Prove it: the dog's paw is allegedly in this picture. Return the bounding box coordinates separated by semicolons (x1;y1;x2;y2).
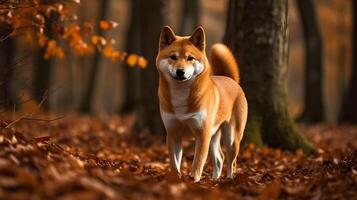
189;171;201;183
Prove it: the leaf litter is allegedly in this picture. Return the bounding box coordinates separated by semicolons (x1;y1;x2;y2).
0;114;356;200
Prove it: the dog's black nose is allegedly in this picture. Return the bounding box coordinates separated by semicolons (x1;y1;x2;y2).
176;69;185;77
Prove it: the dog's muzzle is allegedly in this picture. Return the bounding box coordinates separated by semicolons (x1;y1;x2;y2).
169;67;194;81
174;68;187;80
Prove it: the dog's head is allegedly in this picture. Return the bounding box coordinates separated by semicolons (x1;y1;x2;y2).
156;26;207;82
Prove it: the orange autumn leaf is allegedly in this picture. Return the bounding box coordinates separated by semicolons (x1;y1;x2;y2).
126;54;139;67
111;51;126;62
44;40;64;59
37;32;48;47
99;20;118;31
242;149;252;159
99;20;110;30
91;35;106;46
83;21;94;32
274;149;282;159
91;35;100;45
137;56;148;69
102;45;114;57
11;17;21;29
261;146;270;156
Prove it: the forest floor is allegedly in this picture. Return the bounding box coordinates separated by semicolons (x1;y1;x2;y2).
0;113;356;200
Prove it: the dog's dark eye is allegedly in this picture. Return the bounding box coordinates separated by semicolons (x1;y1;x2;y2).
187;56;194;61
170;55;177;60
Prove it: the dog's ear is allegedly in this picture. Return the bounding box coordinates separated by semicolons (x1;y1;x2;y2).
189;26;205;51
159;26;176;49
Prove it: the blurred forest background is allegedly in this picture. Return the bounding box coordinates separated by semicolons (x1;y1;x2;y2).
0;0;354;123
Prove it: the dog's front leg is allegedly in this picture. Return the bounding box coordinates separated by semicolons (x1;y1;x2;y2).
167;131;183;177
190;129;211;182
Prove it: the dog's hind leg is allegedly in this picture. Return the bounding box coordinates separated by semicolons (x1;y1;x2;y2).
223;97;247;178
209;129;224;180
222;121;237;178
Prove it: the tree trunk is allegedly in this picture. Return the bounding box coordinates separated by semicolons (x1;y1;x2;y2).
296;0;325;123
224;0;314;153
120;0;142;113
339;0;357;123
33;12;62;110
33;33;53;110
135;0;166;134
178;0;200;35
336;1;347;118
0;38;15;108
80;0;109;113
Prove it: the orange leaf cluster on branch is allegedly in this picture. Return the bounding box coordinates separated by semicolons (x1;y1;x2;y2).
0;0;147;69
44;39;64;59
62;23;94;55
127;54;148;69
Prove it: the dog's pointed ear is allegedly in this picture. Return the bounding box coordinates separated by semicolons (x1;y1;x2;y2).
159;26;176;49
189;26;205;51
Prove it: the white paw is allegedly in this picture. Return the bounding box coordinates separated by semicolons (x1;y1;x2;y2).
189;172;201;182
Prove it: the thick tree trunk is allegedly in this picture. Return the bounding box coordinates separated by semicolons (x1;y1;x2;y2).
120;0;142;113
178;0;200;35
224;0;314;153
135;0;165;134
80;0;109;113
0;38;15;108
339;0;357;123
296;0;325;123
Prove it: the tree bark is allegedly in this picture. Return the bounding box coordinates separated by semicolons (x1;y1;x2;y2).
120;0;142;113
80;0;109;113
296;0;325;123
33;16;54;110
135;0;166;134
178;0;200;35
339;0;357;123
224;0;314;153
0;38;15;108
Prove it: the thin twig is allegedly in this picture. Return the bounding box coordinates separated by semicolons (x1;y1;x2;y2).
21;115;66;122
4;114;28;128
4;113;66;128
4;83;66;128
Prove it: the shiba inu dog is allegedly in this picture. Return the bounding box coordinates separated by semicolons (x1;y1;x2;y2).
156;26;247;182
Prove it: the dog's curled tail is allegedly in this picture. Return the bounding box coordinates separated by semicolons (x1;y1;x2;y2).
210;43;240;83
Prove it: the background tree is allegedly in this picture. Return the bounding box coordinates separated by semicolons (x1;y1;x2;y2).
296;0;325;123
0;38;15;108
178;0;200;35
135;0;165;134
120;0;142;113
80;0;110;113
224;0;314;152
33;14;55;109
339;0;357;123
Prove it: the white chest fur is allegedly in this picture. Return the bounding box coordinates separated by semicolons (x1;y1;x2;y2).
161;110;207;131
168;79;192;114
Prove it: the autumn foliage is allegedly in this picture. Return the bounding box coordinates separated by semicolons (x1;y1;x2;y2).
0;0;147;68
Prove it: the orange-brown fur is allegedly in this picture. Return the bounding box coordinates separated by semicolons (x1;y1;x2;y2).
156;26;247;182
